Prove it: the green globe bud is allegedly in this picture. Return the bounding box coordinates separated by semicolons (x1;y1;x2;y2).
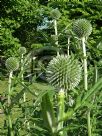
5;57;19;72
46;55;82;91
18;47;26;55
73;19;92;38
50;9;61;20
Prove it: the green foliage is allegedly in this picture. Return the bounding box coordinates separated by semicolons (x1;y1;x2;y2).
0;15;21;56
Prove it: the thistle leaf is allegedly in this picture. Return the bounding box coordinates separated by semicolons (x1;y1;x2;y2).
41;93;57;134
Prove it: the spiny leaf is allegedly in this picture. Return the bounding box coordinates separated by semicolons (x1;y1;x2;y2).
41;93;57;135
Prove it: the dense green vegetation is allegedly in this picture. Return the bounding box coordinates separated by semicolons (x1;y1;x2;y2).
0;0;102;136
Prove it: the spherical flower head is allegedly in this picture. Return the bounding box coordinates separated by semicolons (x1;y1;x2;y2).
18;47;26;55
50;9;61;20
73;19;92;38
5;57;19;72
46;55;82;91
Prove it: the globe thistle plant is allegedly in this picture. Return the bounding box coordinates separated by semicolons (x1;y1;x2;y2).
5;57;19;136
73;18;92;90
50;9;61;55
18;46;26;113
18;46;26;82
18;47;27;82
73;19;92;136
5;57;19;105
46;55;82;135
18;47;26;81
18;47;30;129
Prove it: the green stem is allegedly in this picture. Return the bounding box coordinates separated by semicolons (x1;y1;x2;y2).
82;37;91;136
54;19;59;56
82;37;88;90
92;65;98;103
21;54;30;132
8;71;13;136
58;89;65;136
21;54;24;81
67;37;70;56
8;114;13;136
95;65;98;83
87;109;91;136
21;54;26;102
8;71;12;105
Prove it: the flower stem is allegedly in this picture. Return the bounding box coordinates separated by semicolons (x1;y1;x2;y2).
82;37;88;90
58;89;65;136
67;37;70;56
87;109;91;136
21;54;26;102
54;19;59;56
8;71;13;136
95;65;98;83
82;37;91;136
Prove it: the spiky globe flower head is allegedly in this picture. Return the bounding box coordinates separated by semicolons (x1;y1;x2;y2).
18;47;26;55
5;57;19;72
46;55;82;91
50;9;61;20
73;19;92;38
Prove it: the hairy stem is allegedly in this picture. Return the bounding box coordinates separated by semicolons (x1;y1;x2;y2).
87;109;91;136
82;37;91;136
95;65;98;83
21;54;30;132
67;37;70;56
8;71;13;136
82;37;88;90
58;89;65;136
54;19;59;55
8;71;12;105
21;54;26;102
